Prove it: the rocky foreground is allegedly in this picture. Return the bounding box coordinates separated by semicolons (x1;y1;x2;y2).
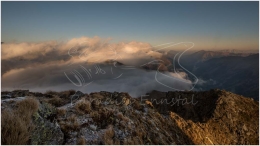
1;89;259;145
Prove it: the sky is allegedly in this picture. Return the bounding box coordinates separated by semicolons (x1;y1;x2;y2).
1;1;259;50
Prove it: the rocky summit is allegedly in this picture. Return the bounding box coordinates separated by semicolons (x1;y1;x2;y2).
1;89;259;145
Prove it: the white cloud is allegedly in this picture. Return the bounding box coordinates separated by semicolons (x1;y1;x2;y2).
1;36;195;96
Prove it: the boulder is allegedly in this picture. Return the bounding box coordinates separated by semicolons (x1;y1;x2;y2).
75;91;85;97
31;102;64;145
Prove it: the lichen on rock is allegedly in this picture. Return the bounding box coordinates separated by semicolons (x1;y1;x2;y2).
31;102;64;145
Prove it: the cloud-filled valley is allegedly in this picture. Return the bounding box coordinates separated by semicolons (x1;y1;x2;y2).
1;36;196;97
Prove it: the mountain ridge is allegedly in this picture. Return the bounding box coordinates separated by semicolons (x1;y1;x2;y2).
1;89;259;145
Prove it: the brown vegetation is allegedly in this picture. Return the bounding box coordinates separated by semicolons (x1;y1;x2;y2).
90;93;104;99
46;95;69;107
132;99;142;110
103;125;115;145
90;111;100;122
116;112;124;120
91;99;100;110
77;137;86;145
60;114;79;132
75;99;92;114
45;90;58;96
59;90;76;98
15;97;39;115
57;108;67;116
2;90;258;145
1;97;39;145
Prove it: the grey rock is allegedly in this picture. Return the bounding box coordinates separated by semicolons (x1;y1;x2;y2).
31;103;64;145
143;107;148;113
90;124;97;131
75;90;84;97
70;91;85;101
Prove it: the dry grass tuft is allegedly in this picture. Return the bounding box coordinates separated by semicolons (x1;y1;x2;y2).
59;90;76;98
75;99;92;114
15;97;39;123
133;128;144;140
1;97;39;145
60;114;79;132
1;110;31;144
132;137;140;144
117;112;124;120
114;139;120;145
91;99;100;110
47;96;69;107
103;125;115;145
15;97;39;113
122;116;129;122
77;136;86;145
91;93;104;99
132;100;142;110
90;111;100;122
57;108;67;116
123;137;134;145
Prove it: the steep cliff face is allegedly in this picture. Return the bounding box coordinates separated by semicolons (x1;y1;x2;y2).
1;89;259;145
146;89;259;144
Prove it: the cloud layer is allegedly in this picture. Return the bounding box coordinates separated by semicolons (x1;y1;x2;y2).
1;36;194;97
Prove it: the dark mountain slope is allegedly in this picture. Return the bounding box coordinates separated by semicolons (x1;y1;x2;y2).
193;54;259;100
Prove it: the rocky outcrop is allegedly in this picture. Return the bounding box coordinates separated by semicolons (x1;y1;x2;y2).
145;89;259;144
1;89;258;145
31;102;64;145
